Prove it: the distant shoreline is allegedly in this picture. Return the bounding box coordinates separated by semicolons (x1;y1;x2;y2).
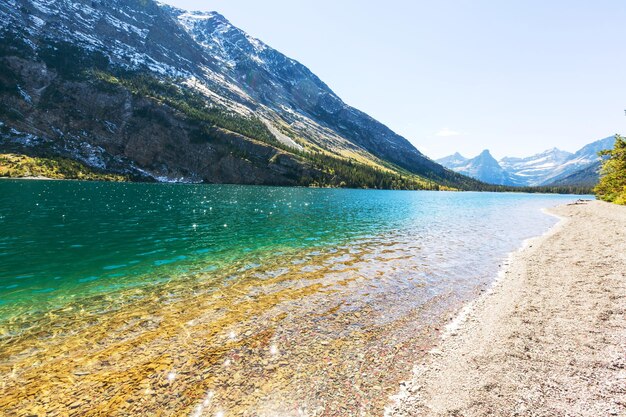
0;176;595;196
0;175;55;180
387;200;626;416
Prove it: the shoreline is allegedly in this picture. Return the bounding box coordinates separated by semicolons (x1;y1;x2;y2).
0;176;56;180
439;206;567;342
384;204;569;412
0;176;595;195
386;200;626;416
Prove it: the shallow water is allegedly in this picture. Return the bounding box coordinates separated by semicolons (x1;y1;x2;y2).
0;180;582;415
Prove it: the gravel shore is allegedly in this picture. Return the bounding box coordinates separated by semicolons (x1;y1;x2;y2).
387;200;626;417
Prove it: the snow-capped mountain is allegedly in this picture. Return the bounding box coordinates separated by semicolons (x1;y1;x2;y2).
437;136;616;186
0;0;476;188
436;152;468;170
499;148;573;186
161;5;444;175
543;136;616;185
546;162;602;188
439;150;513;185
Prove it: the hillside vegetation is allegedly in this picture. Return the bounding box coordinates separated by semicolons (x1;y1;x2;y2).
0;153;126;181
594;135;626;204
94;71;444;190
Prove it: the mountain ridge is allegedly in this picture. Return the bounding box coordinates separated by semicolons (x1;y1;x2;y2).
437;136;616;187
162;6;452;179
0;0;485;189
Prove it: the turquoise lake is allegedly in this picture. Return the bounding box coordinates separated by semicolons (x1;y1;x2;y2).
0;180;585;415
0;180;581;323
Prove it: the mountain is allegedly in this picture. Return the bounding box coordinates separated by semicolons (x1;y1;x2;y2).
437;150;514;185
0;0;481;190
437;136;616;187
435;152;468;170
499;148;573;186
542;136;615;185
545;161;601;188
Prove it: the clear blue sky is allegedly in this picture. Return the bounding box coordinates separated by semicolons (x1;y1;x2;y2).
162;0;625;160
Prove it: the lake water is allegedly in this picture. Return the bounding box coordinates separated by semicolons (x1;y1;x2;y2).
0;180;582;416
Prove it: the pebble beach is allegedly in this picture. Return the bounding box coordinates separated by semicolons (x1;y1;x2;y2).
387;200;626;416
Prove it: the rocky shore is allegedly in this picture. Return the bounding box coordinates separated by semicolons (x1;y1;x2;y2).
387;200;626;416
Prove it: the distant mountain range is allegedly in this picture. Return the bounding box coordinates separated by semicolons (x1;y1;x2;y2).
437;136;616;187
0;0;482;190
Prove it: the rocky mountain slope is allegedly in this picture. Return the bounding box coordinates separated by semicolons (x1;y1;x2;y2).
0;0;482;189
437;136;616;186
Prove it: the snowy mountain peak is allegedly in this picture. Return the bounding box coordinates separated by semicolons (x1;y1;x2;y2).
438;136;616;186
539;147;571;159
474;150;501;166
436;152;467;168
437;149;511;185
166;5;270;69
